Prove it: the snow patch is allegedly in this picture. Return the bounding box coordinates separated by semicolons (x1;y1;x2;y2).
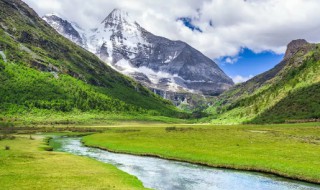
164;51;179;63
44;13;62;18
0;51;7;62
19;44;40;59
51;71;59;79
109;59;194;92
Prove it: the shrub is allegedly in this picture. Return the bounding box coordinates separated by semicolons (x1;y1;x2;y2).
0;135;15;140
29;135;35;140
165;126;177;132
43;146;53;151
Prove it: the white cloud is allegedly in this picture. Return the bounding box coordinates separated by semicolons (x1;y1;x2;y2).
232;75;254;84
225;57;239;64
23;0;320;59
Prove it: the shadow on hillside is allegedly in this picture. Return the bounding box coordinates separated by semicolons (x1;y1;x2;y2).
249;83;320;123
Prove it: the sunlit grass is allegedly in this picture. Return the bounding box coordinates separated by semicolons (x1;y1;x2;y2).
83;122;320;184
0;135;147;190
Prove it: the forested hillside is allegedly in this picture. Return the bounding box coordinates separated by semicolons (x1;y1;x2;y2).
0;0;182;124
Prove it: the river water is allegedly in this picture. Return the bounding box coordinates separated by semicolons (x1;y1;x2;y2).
52;137;320;190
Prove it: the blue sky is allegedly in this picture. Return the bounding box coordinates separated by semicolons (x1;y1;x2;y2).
177;17;202;32
217;48;284;83
179;18;285;83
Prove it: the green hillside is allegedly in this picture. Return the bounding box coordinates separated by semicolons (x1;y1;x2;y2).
208;40;320;124
0;0;182;124
250;83;320;123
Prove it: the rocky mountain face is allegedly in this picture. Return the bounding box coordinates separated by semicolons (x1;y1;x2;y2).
42;14;87;48
208;39;320;123
284;39;309;60
43;9;233;101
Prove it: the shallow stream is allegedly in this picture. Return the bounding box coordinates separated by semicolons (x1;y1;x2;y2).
52;137;320;190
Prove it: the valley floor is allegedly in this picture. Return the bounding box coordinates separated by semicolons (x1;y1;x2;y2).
1;122;320;189
0;135;147;190
82;122;320;184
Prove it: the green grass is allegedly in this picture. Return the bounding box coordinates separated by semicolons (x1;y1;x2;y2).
82;123;320;184
0;110;188;127
0;135;148;190
251;83;320;123
207;43;320;124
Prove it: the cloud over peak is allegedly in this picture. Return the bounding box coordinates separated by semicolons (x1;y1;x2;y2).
24;0;320;59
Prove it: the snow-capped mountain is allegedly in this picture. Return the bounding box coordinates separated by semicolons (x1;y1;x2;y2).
43;9;234;96
43;14;87;48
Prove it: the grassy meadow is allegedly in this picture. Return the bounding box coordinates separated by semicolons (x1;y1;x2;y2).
1;121;320;189
82;122;320;184
0;134;147;190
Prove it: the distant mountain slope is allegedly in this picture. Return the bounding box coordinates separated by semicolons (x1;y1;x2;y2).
250;83;320;123
208;39;320;123
43;9;233;96
42;14;87;48
0;0;180;118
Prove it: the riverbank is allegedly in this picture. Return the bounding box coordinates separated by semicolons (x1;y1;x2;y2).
82;123;320;184
57;137;319;190
0;135;147;190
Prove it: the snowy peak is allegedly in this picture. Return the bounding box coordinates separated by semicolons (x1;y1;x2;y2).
90;8;149;63
42;13;64;25
42;14;87;47
103;9;129;22
101;8;136;28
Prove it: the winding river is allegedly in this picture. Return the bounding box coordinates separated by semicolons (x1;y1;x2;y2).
52;137;320;190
